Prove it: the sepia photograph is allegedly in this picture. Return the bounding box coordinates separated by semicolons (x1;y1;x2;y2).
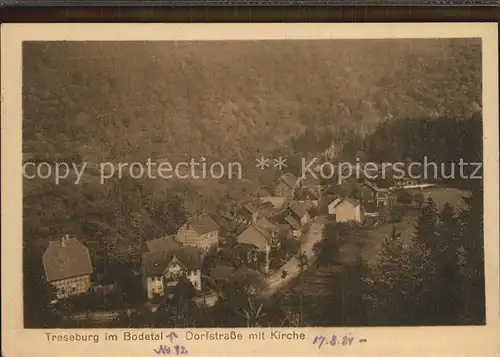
2;23;499;357
21;36;488;329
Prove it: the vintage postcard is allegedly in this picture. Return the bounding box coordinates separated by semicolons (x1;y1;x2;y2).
1;23;499;357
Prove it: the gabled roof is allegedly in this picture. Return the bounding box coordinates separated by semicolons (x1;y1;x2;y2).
300;175;322;187
304;187;321;200
146;235;181;253
141;246;202;277
241;202;259;215
278;172;298;188
210;213;238;234
237;224;272;251
255;217;276;231
289;201;310;218
284;215;301;230
184;213;220;234
326;194;341;205
43;236;93;282
334;196;361;208
259;196;287;209
363;180;389;192
274;223;293;240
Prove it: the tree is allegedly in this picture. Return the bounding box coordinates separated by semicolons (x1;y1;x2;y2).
414;197;438;251
429;203;463;324
457;189;485;324
154;194;187;235
235;296;267;327
388;204;404;223
23;248;62;328
296;251;309;325
396;190;413;205
314;222;364;266
413;192;425;208
341;255;374;325
210;274;261;327
172;277;198;303
313;223;343;265
372;225;424;325
280;238;300;260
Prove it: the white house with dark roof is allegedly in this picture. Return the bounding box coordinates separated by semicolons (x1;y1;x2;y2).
42;234;93;300
141;246;202;300
175;213;220;252
330;197;364;223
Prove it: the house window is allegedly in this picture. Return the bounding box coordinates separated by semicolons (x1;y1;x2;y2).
60;287;66;295
71;285;77;293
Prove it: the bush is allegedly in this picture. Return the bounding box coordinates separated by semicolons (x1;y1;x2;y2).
396;190;413;205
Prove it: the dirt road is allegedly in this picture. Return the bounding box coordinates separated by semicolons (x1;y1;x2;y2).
260;217;325;297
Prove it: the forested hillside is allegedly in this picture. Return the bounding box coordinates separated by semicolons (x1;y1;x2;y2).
23;39;481;163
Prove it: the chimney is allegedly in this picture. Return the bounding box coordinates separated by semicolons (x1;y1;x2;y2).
61;234;69;247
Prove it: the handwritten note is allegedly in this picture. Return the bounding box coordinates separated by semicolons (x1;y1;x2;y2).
312;334;367;348
154;344;188;355
153;332;188;355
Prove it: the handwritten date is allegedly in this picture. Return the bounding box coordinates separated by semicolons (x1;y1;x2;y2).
313;334;367;348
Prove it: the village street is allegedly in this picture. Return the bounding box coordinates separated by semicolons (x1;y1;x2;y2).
260;216;326;297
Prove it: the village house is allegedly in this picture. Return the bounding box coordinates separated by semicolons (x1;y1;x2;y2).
176;213;220;252
330;197;364;223
296;174;323;202
276;201;312;237
283;215;302;237
209;212;240;245
237;202;260;225
42;234;93;300
288;201;312;227
390;175;424;189
141;244;202;300
236;217;284;274
274;172;298;198
327;195;342;216
363;201;380;217
258;196;288;209
361;180;394;207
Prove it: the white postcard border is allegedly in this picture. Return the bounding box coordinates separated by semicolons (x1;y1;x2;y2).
1;23;499;357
